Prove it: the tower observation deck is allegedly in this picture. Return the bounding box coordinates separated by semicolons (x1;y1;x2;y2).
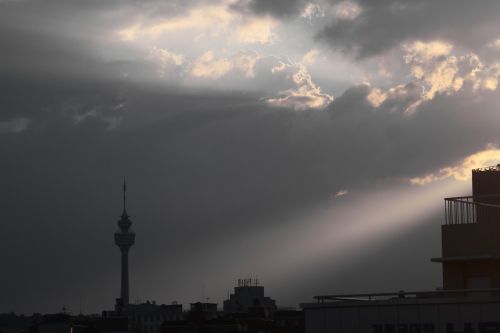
114;178;135;310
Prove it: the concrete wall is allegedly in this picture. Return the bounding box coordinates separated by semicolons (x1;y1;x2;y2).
441;223;500;258
441;222;500;289
472;170;500;200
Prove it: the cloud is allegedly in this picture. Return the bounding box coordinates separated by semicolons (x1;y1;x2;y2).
301;49;320;66
409;145;500;185
146;47;185;77
114;2;281;47
334;1;362;20
316;1;500;59
334;189;348;198
0;117;29;133
487;38;500;50
117;24;141;42
142;50;332;107
232;16;278;44
233;0;308;18
116;4;234;41
366;83;421;113
232;51;262;78
365;88;386;108
68;99;125;130
403;41;464;101
301;3;325;21
403;40;453;63
267;62;333;110
187;50;265;81
190;51;234;79
367;40;500;113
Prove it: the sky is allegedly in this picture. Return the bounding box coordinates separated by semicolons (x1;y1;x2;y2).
2;0;500;315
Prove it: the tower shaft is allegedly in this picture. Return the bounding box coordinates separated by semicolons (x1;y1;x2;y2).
120;250;129;305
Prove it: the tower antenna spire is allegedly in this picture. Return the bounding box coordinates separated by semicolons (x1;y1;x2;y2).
122;176;127;215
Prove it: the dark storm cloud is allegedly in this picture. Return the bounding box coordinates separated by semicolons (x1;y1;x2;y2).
0;24;131;129
317;0;500;58
2;63;500;313
230;0;308;18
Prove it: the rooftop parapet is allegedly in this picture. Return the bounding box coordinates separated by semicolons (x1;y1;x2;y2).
472;164;500;173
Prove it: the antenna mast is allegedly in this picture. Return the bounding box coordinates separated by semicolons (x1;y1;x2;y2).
122;176;127;213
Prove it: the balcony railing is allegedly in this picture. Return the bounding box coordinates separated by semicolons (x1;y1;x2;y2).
444;195;500;225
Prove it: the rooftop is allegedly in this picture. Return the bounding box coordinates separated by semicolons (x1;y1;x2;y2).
301;289;500;309
473;164;500;172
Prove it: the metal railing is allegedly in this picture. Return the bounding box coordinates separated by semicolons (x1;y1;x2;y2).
444;195;500;225
313;288;500;302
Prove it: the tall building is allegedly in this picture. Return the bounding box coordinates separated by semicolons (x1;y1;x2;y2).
114;179;136;310
433;164;500;289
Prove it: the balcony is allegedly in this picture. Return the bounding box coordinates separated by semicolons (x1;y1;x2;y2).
444;195;500;225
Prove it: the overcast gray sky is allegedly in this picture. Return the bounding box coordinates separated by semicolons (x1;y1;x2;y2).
2;0;500;314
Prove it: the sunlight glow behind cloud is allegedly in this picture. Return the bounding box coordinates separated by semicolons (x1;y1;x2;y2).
233;16;278;44
301;49;320;66
267;63;333;110
147;47;185;77
410;145;500;185
117;5;234;41
190;51;234;79
367;40;500;113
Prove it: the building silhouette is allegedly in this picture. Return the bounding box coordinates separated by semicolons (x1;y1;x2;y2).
223;279;277;318
160;284;302;333
127;301;184;333
114;178;136;311
433;164;500;289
